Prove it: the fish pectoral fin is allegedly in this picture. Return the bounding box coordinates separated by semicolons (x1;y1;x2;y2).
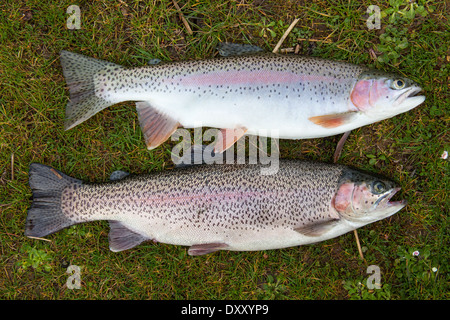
188;242;229;256
136;101;180;150
108;221;151;252
213;126;248;154
294;219;340;237
308;112;357;128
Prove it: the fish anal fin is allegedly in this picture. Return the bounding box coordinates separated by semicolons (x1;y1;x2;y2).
108;221;151;252
213;127;247;153
308;112;356;128
188;242;229;256
136;102;180;150
294;219;340;237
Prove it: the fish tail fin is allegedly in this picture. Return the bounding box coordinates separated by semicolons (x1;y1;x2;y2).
60;50;123;130
25;163;82;238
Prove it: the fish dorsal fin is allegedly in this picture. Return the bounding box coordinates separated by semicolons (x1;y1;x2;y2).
308;112;357;128
108;221;151;252
136;101;180;150
188;242;229;256
109;170;130;181
174;144;222;167
147;58;161;65
294;219;340;237
217;43;264;57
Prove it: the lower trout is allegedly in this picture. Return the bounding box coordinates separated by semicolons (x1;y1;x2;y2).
60;44;425;152
25;159;405;255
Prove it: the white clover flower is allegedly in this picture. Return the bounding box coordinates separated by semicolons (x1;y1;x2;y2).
441;151;448;160
412;251;420;256
432;267;438;272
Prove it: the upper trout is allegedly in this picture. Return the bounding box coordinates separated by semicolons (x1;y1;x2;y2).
25;155;406;255
60;43;425;152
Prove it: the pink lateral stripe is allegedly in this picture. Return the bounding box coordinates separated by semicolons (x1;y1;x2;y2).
170;71;337;86
90;190;294;206
102;191;271;204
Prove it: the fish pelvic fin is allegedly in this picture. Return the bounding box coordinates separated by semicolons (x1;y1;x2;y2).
188;242;230;256
60;50;123;130
213;127;248;153
136;101;180;150
25;163;82;238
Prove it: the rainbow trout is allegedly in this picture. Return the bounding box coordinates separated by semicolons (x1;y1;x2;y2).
60;43;425;152
25;155;405;255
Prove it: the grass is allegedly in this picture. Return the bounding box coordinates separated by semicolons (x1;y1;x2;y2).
0;0;448;300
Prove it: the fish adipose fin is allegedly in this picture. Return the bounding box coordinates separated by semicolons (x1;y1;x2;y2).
308;111;357;128
213;127;248;153
25;163;82;238
188;242;229;256
294;219;340;237
136;101;180;150
108;221;151;252
60;50;123;130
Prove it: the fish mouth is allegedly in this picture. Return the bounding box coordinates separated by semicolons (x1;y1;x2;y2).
365;187;407;222
378;187;407;208
395;86;425;107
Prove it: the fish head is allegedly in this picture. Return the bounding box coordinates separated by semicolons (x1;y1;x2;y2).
350;71;425;119
333;170;407;224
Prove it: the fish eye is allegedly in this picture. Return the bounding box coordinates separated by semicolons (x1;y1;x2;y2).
392;79;406;90
373;181;386;194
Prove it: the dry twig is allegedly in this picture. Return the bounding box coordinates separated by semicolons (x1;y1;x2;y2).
272;18;300;53
172;0;193;35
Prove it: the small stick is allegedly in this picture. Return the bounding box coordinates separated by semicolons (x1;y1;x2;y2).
272;18;300;54
172;0;193;35
353;230;364;260
27;236;52;242
297;38;332;43
279;47;294;53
